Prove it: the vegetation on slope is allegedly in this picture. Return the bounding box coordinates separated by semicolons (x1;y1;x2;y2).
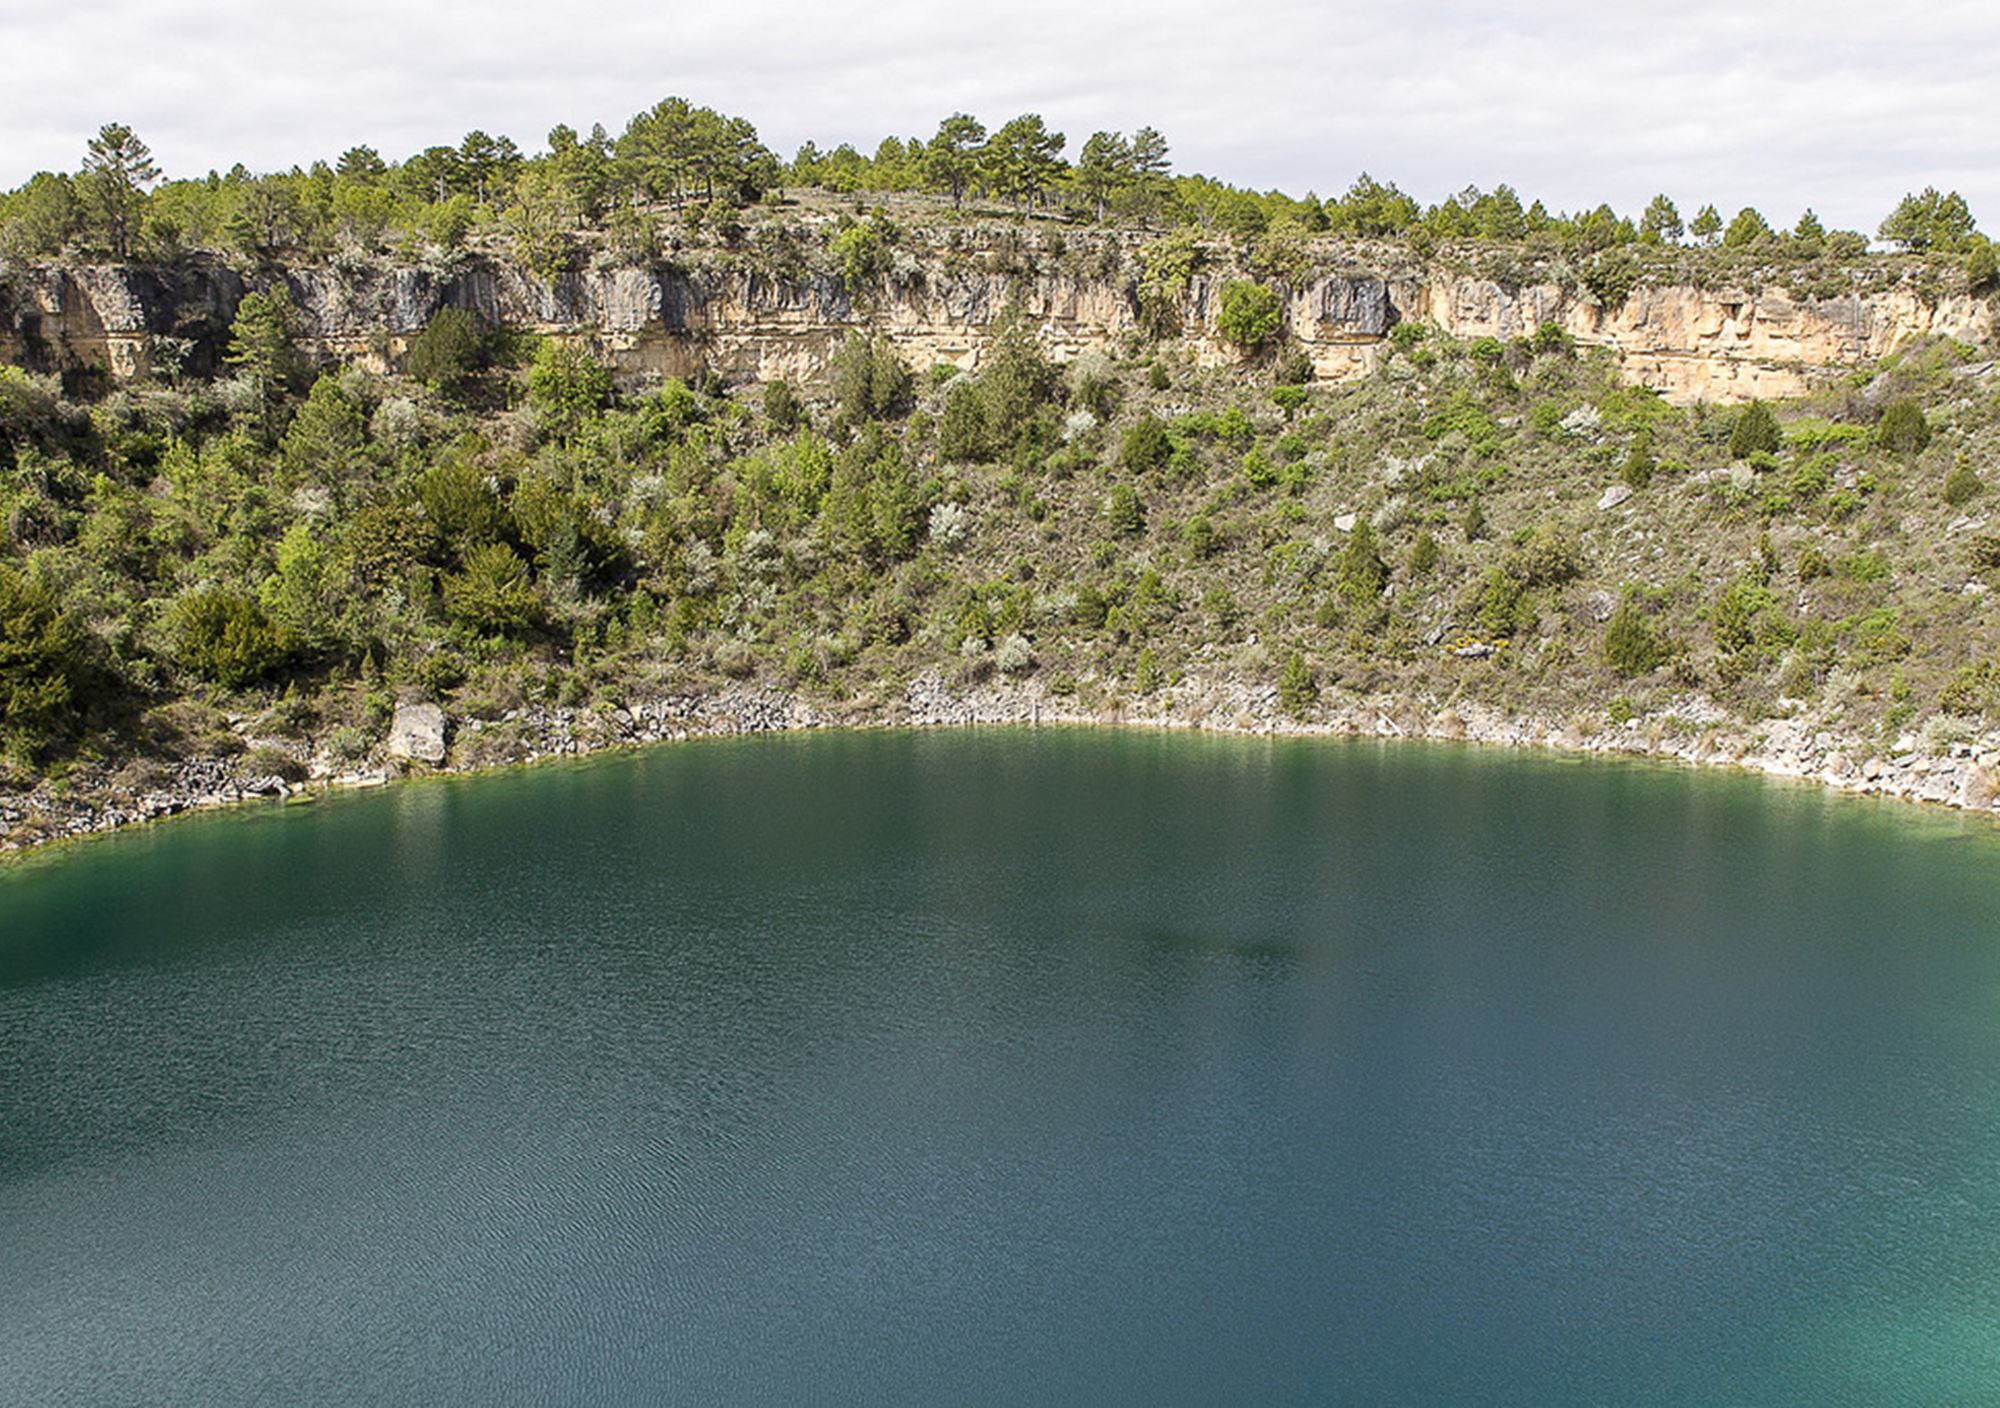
4;264;1999;800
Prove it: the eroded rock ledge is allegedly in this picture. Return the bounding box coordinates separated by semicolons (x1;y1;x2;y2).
5;246;1992;405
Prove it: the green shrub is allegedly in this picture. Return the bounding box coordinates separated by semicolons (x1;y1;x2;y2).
1603;597;1667;678
406;306;494;394
1104;483;1145;537
1241;447;1279;489
1785;454;1833;503
525;339;610;443
1938;664;1991;715
1943;458;1983;506
1410;530;1439;574
1967;241;1998;292
1463;498;1487;541
1729;401;1781;459
1278;650;1318;718
1784;418;1868;451
1216;280;1283;353
1335;518;1388;602
1530;321;1573;357
442;542;542;634
0;563;87;759
1270;384;1308;419
1474;567;1532;636
937;380;990;462
1180;514;1223;558
829;219;887;291
1620;432;1655;489
763;380;802;432
1835;550;1890;583
1132;647;1164;694
1710;577;1774;657
831;331;913;422
174;586;289;688
1876;399;1931;454
1119;414;1172;475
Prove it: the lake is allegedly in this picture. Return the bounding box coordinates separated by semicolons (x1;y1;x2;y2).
4;730;2000;1405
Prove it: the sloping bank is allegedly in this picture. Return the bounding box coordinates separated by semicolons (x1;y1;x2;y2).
4;674;1997;856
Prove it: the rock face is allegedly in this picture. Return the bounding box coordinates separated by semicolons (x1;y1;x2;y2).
3;245;1992;404
385;703;447;764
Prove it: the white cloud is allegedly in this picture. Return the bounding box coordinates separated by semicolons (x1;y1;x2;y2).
5;0;1996;233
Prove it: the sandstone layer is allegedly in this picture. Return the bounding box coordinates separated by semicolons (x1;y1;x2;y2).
3;248;1994;404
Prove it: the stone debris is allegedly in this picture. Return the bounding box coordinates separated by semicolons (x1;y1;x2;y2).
7;677;1999;855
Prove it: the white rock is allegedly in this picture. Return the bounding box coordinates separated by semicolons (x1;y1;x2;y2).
1597;484;1633;511
386;703;448;764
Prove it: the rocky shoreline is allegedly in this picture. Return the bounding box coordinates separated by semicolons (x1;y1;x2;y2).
5;673;1997;859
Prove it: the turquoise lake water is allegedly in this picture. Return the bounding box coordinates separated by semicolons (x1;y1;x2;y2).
4;730;2000;1405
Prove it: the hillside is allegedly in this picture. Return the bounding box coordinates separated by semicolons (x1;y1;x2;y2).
5;202;2000;848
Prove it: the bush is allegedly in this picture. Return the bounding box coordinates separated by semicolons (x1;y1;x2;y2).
1463;498;1487;541
0;563;87;759
1335;518;1388;602
1132;647;1164;694
1944;458;1984;507
937;380;990;462
1729;402;1781;459
442;542;542;634
1410;530;1439;575
174;586;289;688
1270;384;1308;419
1119;413;1172;475
829;220;887;291
1104;483;1145;537
526;339;611;443
1216;280;1283;354
995;633;1034;676
1620;431;1656;489
1530;321;1573;357
1876;399;1931;455
1278;650;1318;718
1504;523;1584;588
1603;597;1667;678
763;380;802;432
406;306;494;395
831;331;913;422
1967;241;1999;293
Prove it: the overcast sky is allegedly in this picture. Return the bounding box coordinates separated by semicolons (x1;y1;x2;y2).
5;0;1993;233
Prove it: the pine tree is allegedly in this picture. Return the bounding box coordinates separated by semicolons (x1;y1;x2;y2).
79;122;159;259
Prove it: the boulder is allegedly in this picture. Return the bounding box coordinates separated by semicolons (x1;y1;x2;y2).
386;702;448;764
1597;484;1633;511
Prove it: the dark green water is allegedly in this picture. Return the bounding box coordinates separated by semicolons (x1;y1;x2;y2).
4;731;2000;1406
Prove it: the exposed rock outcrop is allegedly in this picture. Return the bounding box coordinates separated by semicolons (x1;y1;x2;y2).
5;245;1991;404
385;702;447;764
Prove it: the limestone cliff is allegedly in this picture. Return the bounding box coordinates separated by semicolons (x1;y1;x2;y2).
3;245;1992;404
